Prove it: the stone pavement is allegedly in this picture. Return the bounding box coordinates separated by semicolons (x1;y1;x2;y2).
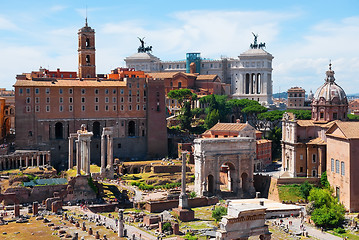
269;217;342;240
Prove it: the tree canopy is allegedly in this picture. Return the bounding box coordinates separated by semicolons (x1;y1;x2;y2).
167;89;197;108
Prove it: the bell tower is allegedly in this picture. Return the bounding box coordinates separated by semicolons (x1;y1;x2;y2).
78;18;96;79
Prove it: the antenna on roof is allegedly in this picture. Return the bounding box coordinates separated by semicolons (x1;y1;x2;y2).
85;5;88;27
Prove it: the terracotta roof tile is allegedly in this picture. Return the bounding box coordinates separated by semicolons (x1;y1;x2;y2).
196;75;217;81
307;137;326;145
327;121;359;139
209;123;248;132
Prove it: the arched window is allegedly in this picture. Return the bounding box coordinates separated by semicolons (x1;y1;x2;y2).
86;38;90;47
86;55;90;64
55;122;63;139
93;121;100;138
251;73;256;94
128;121;135;136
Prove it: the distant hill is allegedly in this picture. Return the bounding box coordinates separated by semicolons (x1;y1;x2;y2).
273;92;287;99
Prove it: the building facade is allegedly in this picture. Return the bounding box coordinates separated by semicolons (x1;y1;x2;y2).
14;22;167;170
287;87;307;110
125;36;273;105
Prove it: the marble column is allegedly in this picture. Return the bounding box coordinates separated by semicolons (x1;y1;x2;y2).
15;157;19;168
47;152;51;165
0;159;2;171
68;135;74;169
36;155;40;166
107;135;113;169
118;209;124;237
100;134;106;173
86;139;91;175
76;140;81;176
25;156;29;167
31;156;34;167
179;151;188;209
19;157;22;168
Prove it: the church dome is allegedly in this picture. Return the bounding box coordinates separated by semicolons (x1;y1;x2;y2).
313;64;347;105
311;64;348;122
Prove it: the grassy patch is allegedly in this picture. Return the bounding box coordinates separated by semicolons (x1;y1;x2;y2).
278;184;304;202
66;165;101;178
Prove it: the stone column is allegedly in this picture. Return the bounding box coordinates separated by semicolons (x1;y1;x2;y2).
76;140;81;176
100;134;106;173
47;152;51;165
228;169;232;192
179;151;188;209
14;204;20;217
86;139;91;175
19;157;22;168
36;155;40;166
0;159;2;171
118;209;124;237
11;158;15;169
25;156;29;167
33;202;38;215
108;135;113;169
68;135;74;169
15;157;19;168
31;156;34;167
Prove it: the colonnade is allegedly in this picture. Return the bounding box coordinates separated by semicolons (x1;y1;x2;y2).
68;124;93;176
0;151;51;171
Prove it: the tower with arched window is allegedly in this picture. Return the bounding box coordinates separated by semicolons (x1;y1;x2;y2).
78;19;96;79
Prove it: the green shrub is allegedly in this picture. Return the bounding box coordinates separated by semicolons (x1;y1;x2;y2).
333;227;346;234
162;222;172;232
184;232;198;240
212;206;227;222
189;191;197;199
299;181;313;199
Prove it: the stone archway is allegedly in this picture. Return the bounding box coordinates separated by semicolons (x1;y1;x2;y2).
219;162;236;193
241;172;249;194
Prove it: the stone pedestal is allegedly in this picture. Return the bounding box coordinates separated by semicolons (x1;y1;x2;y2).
172;208;195;222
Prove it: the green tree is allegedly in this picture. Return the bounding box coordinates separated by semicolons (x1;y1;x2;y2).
299;181;313;200
179;101;192;130
320;171;330;189
212;206;227;222
308;188;345;228
167;89;196;108
267;126;282;159
205;109;220;129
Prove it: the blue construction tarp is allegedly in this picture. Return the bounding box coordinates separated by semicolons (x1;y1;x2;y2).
23;178;68;187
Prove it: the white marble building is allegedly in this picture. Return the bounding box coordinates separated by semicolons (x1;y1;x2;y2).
125;37;274;105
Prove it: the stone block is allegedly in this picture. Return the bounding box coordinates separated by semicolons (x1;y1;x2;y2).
172;208;194;222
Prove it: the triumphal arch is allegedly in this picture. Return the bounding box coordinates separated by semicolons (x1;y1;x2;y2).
193;137;256;198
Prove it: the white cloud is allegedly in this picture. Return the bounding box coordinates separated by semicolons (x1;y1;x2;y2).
0;15;18;31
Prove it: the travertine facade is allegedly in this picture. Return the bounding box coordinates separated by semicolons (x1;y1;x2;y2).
193;137;256;198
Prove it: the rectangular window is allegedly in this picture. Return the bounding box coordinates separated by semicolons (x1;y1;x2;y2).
331;158;334;172
129;90;132;95
26;97;31;104
105;89;109;94
69;105;73;112
312;154;316;163
35;97;39;104
26;88;30;94
129;83;132;88
137;90;140;96
113;97;116;103
69;88;73;94
59;88;63;94
25;106;30;112
120;105;124;111
120;97;124;103
35;88;39;94
46;88;50;94
341;161;345;176
129;105;132;111
137;97;140;103
95;105;99;111
105;105;109;111
69;97;73;103
120;89;124;94
46;105;50;112
81;89;86;94
81;105;85;111
105;97;109;103
143;105;146;111
59;97;63;103
59;105;63;112
95;97;99;103
137;83;139;88
113;89;116;94
95;89;99;94
300;154;303;160
35;105;40;112
300;167;303;172
19;88;23;95
137;105;140;111
113;105;117;111
129;97;132;103
335;160;340;173
81;97;85;103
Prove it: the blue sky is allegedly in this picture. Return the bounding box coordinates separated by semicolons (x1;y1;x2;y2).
1;0;359;94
